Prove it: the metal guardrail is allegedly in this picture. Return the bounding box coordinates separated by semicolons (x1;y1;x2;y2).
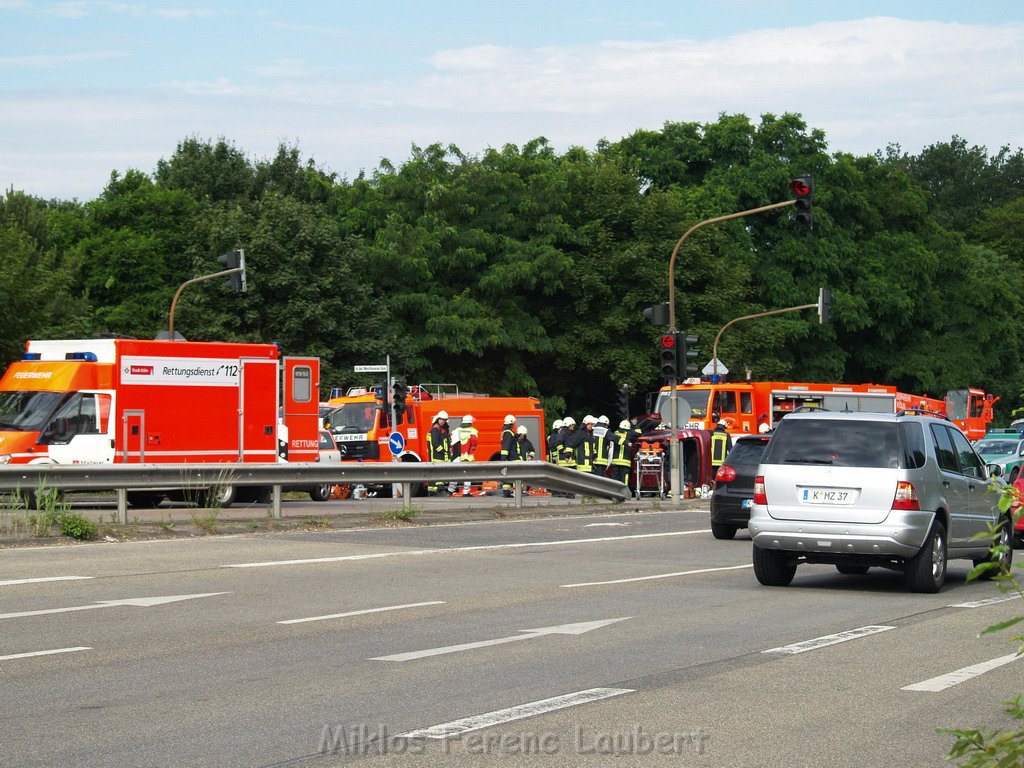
0;461;631;523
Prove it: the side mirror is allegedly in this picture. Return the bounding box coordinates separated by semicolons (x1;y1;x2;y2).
988;463;1003;478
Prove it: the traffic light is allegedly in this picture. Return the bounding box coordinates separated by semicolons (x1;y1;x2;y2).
617;385;630;421
659;334;678;381
680;332;701;377
392;381;408;415
643;302;669;326
790;176;813;230
216;249;247;292
818;287;832;325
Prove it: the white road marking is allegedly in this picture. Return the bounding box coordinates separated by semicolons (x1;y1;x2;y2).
0;592;231;620
224;530;712;569
902;653;1024;692
585;522;628;527
949;594;1022;609
0;647;91;661
562;563;752;588
763;625;896;654
0;576;93;587
279;601;446;625
371;617;631;662
400;688;635;739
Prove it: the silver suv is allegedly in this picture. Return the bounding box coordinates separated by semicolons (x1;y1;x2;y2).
748;411;1013;592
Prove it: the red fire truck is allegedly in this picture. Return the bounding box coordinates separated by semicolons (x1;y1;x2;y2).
653;380;997;440
0;338;320;506
323;383;546;496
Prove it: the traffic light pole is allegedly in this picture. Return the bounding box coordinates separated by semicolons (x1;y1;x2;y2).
711;303;817;377
667;198;796;503
167;267;245;340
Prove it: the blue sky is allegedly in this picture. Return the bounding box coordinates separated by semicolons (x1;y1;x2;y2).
2;1;1023;200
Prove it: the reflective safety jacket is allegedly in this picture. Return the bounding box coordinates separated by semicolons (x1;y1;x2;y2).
607;428;637;468
515;436;535;461
569;427;595;472
453;425;479;461
710;429;732;467
500;426;517;460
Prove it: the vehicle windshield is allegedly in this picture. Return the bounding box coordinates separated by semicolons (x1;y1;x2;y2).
974;439;1018;456
655;389;711;423
762;418;901;469
326;402;377;432
0;391;67;432
945;389;969;421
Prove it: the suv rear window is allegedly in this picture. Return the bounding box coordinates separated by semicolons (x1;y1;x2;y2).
762;418;900;469
725;439;769;472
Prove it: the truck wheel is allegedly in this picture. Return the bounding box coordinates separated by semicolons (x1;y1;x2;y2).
973;517;1014;579
711;522;737;540
198;485;236;509
904;519;946;593
309;484;332;502
753;545;797;586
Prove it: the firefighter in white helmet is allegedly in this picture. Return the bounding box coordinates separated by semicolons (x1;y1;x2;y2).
449;414;479;495
593;415;611;476
515;424;536;460
500;414;517;460
607;419;639;486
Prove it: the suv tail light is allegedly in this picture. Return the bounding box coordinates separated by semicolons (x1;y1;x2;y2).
892;481;920;510
715;465;737;483
753;475;767;505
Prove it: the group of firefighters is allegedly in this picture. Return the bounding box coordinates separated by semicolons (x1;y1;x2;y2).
424;411;643;496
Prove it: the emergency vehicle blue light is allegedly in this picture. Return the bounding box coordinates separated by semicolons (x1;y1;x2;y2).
22;352;41;360
65;352;98;362
372;387;383;397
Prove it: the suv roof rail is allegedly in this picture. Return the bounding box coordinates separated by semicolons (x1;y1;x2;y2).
896;407;950;421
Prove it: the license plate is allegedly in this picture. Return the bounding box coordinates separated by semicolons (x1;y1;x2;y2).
741;498;753;509
800;487;856;505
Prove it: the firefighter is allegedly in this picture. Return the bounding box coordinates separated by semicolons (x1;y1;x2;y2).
427;410;452;494
710;418;733;470
570;415;597;473
449;414;479;496
607;419;638;486
558;417;577;467
592;415;611;476
547;419;563;463
515;424;536;460
500;414;517;496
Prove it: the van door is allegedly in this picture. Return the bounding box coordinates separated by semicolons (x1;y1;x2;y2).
240;359;278;462
282;357;320;463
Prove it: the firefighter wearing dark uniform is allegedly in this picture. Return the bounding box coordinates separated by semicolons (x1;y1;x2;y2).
592;415;611;476
569;415;596;473
557;417;577;468
607;419;638;485
546;419;563;463
710;419;733;470
427;410;452;494
500;414;517;496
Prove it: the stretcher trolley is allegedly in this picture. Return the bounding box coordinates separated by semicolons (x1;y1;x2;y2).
634;444;666;499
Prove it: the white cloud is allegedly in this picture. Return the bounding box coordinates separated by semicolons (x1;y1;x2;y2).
2;16;1023;201
0;49;125;67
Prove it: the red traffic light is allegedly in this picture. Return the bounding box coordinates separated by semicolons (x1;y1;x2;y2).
790;177;812;198
660;334;676;348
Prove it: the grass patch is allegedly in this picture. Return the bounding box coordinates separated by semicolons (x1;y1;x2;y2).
300;516;332;529
189;509;220;535
382;506;420;522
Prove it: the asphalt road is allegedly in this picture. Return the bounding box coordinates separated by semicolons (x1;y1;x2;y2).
2;507;1021;767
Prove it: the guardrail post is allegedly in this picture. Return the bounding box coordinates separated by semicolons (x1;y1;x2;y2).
402;483;411;511
514;480;523;508
116;488;128;524
272;485;282;519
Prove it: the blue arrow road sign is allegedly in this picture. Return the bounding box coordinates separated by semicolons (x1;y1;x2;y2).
388;432;406;456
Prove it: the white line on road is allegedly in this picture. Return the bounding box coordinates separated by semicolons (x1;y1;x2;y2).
400;688;635;739
0;592;231;620
949;594;1022;609
0;576;94;587
763;625;896;654
902;653;1024;692
278;601;446;625
562;563;752;588
585;523;628;527
0;647;91;661
224;530;712;569
371;618;631;662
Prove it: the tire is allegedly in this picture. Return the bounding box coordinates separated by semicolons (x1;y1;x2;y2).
836;564;870;575
1009;467;1020;484
197;484;236;509
973;517;1014;579
904;518;947;593
711;521;738;540
126;492;165;508
753;545;797;586
309;484;332;502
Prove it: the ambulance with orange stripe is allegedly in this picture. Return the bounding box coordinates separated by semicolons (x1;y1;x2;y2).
0;338;319;506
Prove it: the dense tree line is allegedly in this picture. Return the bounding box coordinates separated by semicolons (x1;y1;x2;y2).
2;113;1022;419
